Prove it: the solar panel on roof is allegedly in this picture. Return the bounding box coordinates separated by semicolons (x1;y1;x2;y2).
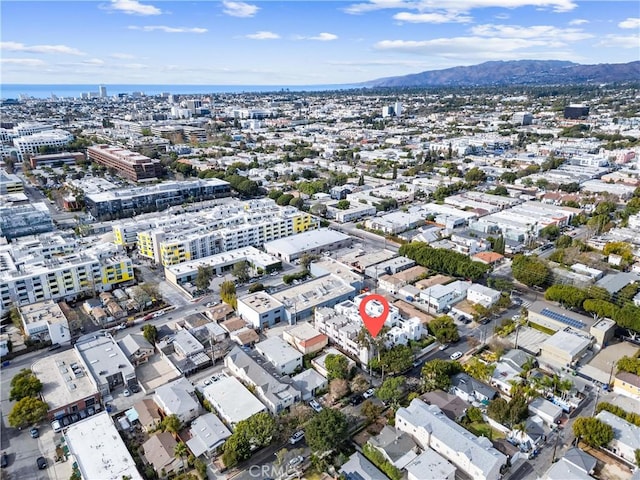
541;308;586;329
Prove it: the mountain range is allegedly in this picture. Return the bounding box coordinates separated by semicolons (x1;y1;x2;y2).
365;60;640;88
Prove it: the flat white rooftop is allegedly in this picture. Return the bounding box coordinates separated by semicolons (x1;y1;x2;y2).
202;375;266;427
64;411;143;480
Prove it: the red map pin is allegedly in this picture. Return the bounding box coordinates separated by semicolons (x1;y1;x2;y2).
359;294;390;338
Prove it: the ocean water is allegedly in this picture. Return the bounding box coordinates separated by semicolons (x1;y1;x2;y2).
0;83;362;99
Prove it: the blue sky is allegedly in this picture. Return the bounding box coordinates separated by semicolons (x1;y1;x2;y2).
1;0;639;85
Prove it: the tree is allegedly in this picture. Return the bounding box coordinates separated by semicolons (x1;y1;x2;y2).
8;396;48;428
539;225;560;240
161;414;182;434
276;194;294;206
462;358;495;382
466;406;484;423
310;203;327;217
142;324;158;345
325;354;350;380
248;283;264;293
299;253;319;270
429;316;460;343
358;174;365;186
573;417;614;447
465;167;486;183
380;345;413;374
544;285;587;310
232;261;250;283
235;412;276;447
222;434;250;467
511;255;551;288
361;400;382;423
10;369;43;401
421;359;461;392
305;408;349;453
195;265;213;291
376;376;405;406
174;441;188;463
487;398;510;425
336;199;350;210
220;280;237;308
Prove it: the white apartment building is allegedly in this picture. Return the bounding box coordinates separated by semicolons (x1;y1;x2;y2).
113;199;317;266
0;240;133;314
396;400;507;480
419;281;471;312
255;336;303;375
19;300;72;345
466;284;501;308
12;130;74;157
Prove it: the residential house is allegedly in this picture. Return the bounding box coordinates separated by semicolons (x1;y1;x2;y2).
224;346;300;414
613;371;640;399
450;372;498;404
255;336;303;375
154;377;201;425
396;399;507;480
186;413;232;458
421;391;469;422
292;369;328;401
142;432;184;477
118;333;155;366
340;452;388;480
563;448;597;476
509;417;546;452
405;449;456;480
528;397;562;426
368;425;419;469
467;284;501;308
134;398;162;432
595;410;640;463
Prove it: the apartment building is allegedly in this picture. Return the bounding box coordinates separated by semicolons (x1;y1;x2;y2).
87;145;163;182
466;284;501;307
0;202;54;239
113;199;316;265
0;240;133;314
85;178;231;220
19;300;71;345
419;280;471;312
396;400;507;480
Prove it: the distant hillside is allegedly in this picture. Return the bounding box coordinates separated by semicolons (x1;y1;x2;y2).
365;60;640;87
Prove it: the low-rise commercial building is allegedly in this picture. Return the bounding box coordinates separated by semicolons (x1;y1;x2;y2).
0;169;22;194
613;371;640;399
87;145;163;182
237;291;286;330
12;129;74;157
264;228;352;263
32;349;101;421
539;328;593;369
65;412;143;480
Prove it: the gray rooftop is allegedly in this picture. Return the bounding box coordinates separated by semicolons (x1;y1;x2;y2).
340;452;388;480
368;426;417;464
154;377;199;418
404;449;456;480
264;228;350;256
255;336;303;369
186;413;232;457
595;272;640;294
451;372;498;400
596;411;640;451
74;332;135;387
563;447;597;474
291;369;327;397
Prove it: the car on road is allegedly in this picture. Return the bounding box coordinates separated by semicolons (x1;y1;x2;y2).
438;343;449;351
363;388;375;399
1;452;8;468
123;388;131;397
450;351;463;360
289;430;304;445
309;399;323;413
288;455;304;469
349;394;364;406
36;456;47;470
205;302;215;307
30;427;39;438
130;384;140;393
270;272;278;276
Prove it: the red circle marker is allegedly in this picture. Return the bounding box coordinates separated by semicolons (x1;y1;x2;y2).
359;294;390;338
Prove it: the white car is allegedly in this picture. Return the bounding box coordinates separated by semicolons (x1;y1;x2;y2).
288;455;304;468
123;388;131;397
309;399;323;413
289;430;304;445
362;388;375;399
450;351;463;361
438;343;449;351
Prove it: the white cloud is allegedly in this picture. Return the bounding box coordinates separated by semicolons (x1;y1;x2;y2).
568;18;588;26
1;58;46;66
222;0;259;17
296;32;339;41
618;17;640;29
110;52;136;59
246;31;280;40
375;36;550;55
105;0;161;15
597;34;640;48
0;41;85;56
470;24;593;42
128;25;207;33
346;0;576;14
393;11;472;23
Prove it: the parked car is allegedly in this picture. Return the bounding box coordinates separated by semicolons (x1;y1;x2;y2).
438;343;449;351
130;384;140;394
309;399;323;413
450;351;463;360
51;420;62;433
123;389;131;397
36;456;47;470
30;427;39;438
289;430;304;445
288;455;304;469
349;394;364;406
362;388;375;399
1;452;8;469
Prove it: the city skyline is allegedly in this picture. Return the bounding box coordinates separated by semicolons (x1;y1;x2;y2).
1;0;639;85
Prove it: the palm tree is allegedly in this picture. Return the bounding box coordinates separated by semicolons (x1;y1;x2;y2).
174;441;188;470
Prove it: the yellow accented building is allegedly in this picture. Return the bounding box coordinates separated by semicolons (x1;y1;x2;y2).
613;371;640;399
